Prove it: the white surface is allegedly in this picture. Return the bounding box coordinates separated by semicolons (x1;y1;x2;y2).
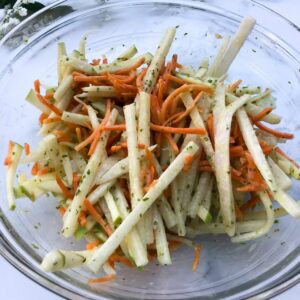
1;1;300;299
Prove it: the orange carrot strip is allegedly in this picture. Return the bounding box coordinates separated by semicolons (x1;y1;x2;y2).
150;123;206;135
254;121;294;139
45;92;54;100
252;107;273;122
86;240;100;250
36;168;50;176
91;59;101;66
207;113;214;145
157;77;164;106
165;133;179;155
109;254;133;267
168;240;182;252
163;73;185;85
136;68;147;91
115;57;145;75
4;140;13;166
240;196;261;212
31;162;40;175
24;143;30;156
227;79;242;92
237;183;262;192
76;127;82;142
34;79;41;94
230;146;244;158
37;94;62;116
103;124;126;131
55;175;74;199
160;84;213;122
83;198;113;236
39;112;49;125
58;207;66;216
183;155;195;172
192;245;202;272
79;212;87;227
42;116;61;124
88;274;116;284
167;91;204;125
72;172;81;192
103;58;108;64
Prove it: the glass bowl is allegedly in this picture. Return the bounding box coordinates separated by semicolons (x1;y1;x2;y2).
0;0;300;299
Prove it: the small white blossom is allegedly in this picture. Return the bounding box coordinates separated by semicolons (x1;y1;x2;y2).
9;17;20;26
17;7;28;17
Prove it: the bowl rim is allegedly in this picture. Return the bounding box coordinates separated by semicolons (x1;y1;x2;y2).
0;0;300;299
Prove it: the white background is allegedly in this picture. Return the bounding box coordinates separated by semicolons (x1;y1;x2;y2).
1;0;300;299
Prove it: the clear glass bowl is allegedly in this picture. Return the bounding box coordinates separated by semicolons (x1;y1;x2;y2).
0;1;300;299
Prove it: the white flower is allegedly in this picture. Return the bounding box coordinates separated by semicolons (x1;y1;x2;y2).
18;7;27;17
22;0;35;4
9;17;20;26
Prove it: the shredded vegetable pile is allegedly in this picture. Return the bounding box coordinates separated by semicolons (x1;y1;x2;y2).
4;16;300;283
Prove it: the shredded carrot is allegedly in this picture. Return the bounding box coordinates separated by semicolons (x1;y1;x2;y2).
58;207;66;216
103;124;126;131
237;183;262;192
91;59;101;66
163;73;185;85
115;57;145;75
109;254;133;267
53;130;70;142
254;121;294;139
165;133;179;155
83;198;113;236
31;162;40;175
207;113;214;145
240;196;261;212
55;175;74;199
86;240;100;250
192;245;202;272
34;79;40;94
24;143;30;156
72;172;81;192
157;77;164;106
230;146;244;158
252;107;273;122
42;116;61;124
275;147;300;168
227;79;242;92
168;240;182;252
76;127;82;142
37;94;62;116
165;91;204;125
39;112;49;125
183;155;195;172
136;68;147;91
88;274;116;284
36;168;50;176
103;58;108;64
160;84;213;122
4;140;14;166
78;212;87;227
150;123;206;135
